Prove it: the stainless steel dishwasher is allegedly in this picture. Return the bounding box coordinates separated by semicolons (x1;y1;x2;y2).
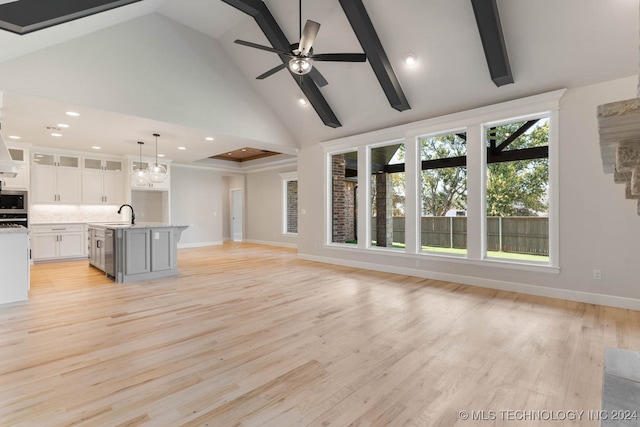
104;228;115;280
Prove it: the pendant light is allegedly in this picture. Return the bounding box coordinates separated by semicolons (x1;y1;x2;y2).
148;133;167;183
131;141;150;186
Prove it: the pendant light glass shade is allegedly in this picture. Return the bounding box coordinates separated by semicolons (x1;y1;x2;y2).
148;133;168;183
131;141;150;186
149;163;167;183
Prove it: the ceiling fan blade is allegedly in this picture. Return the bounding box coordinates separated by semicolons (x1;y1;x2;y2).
235;39;292;56
256;63;288;80
298;20;320;55
312;53;367;62
309;67;328;87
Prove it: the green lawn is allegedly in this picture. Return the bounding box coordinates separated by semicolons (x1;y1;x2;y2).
344;241;549;263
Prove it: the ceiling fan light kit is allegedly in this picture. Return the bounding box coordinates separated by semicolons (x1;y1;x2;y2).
289;57;313;75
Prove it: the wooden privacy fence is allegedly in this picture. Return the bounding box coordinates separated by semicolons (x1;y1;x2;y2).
379;216;549;255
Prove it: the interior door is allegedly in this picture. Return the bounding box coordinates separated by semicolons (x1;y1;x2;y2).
231;189;243;242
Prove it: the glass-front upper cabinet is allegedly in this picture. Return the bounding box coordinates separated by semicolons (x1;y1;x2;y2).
32;152;79;168
83;157;123;172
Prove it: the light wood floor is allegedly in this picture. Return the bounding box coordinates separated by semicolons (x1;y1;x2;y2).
1;243;639;426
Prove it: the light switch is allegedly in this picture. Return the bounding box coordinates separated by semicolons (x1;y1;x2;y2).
154;232;160;240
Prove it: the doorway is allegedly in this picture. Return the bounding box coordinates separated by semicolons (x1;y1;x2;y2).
231;189;243;242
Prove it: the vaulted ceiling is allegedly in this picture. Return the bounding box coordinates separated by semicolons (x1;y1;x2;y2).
0;0;637;168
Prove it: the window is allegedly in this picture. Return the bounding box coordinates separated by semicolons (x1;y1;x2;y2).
323;90;562;270
370;143;405;248
485;117;549;262
331;151;357;244
420;132;467;255
280;172;298;235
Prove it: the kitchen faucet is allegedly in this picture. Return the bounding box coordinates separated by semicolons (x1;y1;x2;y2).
117;204;135;225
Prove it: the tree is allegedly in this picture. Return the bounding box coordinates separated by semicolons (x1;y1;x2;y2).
486;120;549;216
420;134;467;216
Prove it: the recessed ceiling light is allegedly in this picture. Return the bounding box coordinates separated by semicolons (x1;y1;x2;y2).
51;133;62;137
205;137;214;141
65;111;80;117
178;147;186;150
298;97;308;106
404;53;418;66
8;135;20;140
242;148;247;152
158;154;165;157
228;152;233;155
57;123;70;128
92;146;101;150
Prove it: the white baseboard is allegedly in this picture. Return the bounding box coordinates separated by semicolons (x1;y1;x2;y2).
177;241;223;249
244;239;298;249
298;254;640;311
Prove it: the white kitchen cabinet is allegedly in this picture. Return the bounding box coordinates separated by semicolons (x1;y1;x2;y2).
31;153;81;204
129;160;171;190
0;147;29;190
82;158;124;205
31;224;87;262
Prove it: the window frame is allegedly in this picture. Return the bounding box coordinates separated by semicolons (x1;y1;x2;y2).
279;171;298;236
367;139;407;251
322;90;563;273
480;112;556;267
416;128;469;258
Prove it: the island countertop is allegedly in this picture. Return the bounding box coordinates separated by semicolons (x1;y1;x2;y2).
87;222;189;229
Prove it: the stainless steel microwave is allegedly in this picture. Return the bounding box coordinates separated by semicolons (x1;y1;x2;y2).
0;190;27;213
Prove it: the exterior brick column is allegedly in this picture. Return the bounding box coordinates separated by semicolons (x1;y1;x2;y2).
286;180;298;233
375;173;393;247
332;154;347;243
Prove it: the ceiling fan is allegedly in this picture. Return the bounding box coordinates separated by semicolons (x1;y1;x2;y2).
234;0;366;87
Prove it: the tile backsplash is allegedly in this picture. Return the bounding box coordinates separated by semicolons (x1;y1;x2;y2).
30;205;128;224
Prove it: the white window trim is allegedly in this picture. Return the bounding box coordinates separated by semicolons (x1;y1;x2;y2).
279;171;298;236
323;89;565;272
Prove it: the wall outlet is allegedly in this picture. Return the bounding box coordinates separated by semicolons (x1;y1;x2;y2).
593;269;602;280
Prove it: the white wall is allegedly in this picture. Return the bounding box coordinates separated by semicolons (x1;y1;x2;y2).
297;76;640;310
0;13;296;150
171;166;223;247
131;190;166;223
244;167;298;248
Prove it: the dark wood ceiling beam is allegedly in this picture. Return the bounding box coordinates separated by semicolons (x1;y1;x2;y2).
338;0;410;112
221;0;341;128
470;0;513;87
0;0;142;35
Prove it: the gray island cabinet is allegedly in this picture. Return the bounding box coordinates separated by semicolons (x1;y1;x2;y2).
87;223;188;283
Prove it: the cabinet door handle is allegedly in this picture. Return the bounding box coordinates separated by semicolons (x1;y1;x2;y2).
52;228;66;231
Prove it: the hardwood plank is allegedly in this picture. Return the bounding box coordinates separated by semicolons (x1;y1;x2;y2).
0;242;638;426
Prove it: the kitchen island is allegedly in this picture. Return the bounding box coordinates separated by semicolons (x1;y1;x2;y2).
88;223;188;283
